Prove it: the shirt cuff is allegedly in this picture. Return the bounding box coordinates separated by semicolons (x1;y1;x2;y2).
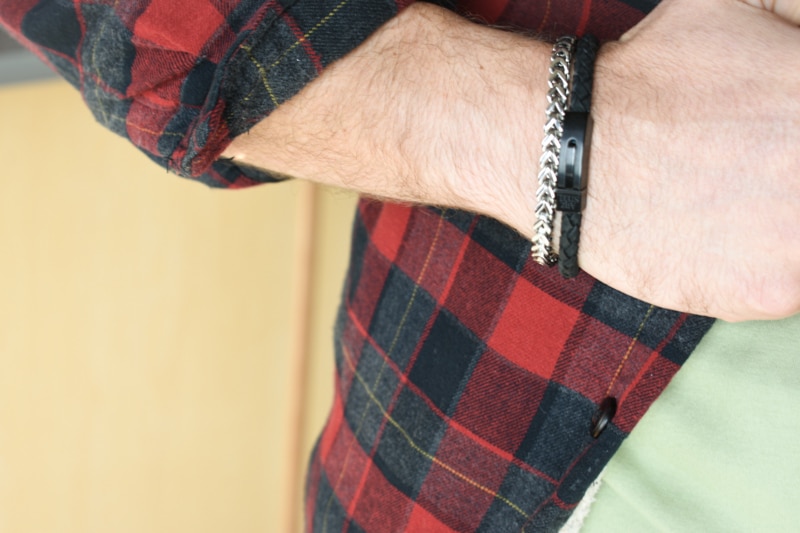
1;0;415;189
186;0;415;187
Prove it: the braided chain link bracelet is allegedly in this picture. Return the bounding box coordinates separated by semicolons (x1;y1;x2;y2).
531;35;575;266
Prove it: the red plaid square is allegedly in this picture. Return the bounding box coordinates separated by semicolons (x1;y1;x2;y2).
489;278;580;378
321;413;373;511
135;0;224;55
372;203;412;263
445;240;517;340
348;244;392;331
453;348;547;455
555;314;653;402
406;503;458;532
396;211;469;302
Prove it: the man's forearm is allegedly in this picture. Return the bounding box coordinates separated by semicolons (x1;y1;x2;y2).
223;3;552;240
224;0;800;322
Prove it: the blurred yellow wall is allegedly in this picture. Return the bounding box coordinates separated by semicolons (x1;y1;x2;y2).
0;79;355;533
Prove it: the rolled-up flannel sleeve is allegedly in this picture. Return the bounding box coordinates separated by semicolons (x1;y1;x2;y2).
0;0;414;188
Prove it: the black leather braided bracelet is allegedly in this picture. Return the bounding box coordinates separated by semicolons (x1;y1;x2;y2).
556;35;599;279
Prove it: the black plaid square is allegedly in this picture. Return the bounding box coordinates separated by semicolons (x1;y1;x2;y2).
514;382;596;479
407;309;481;416
524;503;572;532
661;314;715;365
344;343;402;452
557;423;625;505
430;206;475;235
583;282;681;348
368;265;438;371
470;216;530;273
22;0;82;59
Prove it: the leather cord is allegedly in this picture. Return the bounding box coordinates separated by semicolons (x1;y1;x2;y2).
558;35;599;279
568;35;599;114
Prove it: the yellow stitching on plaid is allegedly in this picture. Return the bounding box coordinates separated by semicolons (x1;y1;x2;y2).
241;45;280;107
606;304;655;396
321;214;445;531
342;344;530;520
240;0;351;106
267;0;350;71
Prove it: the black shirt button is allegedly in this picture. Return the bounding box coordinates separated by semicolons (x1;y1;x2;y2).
590;397;617;439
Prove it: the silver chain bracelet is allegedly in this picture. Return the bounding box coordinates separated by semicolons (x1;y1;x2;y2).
531;35;575;266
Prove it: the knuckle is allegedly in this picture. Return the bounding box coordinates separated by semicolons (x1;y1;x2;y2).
739;273;800;319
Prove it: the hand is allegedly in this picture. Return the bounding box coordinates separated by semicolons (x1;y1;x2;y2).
581;0;800;321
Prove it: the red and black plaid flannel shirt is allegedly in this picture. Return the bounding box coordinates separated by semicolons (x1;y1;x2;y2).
1;0;714;531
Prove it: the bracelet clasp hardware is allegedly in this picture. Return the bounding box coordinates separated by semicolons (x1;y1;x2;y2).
556;111;593;213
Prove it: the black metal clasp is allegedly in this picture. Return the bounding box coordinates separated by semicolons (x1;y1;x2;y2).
556;112;593;213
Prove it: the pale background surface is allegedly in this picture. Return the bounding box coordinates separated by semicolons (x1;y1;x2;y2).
0;79;356;533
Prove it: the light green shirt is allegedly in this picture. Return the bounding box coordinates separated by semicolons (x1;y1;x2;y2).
583;314;800;532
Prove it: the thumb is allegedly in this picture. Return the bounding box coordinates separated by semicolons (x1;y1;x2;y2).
738;0;800;25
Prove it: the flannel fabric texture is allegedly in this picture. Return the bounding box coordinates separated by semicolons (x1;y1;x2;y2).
314;203;712;532
1;0;715;531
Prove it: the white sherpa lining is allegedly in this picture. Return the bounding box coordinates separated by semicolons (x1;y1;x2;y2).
557;469;605;533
